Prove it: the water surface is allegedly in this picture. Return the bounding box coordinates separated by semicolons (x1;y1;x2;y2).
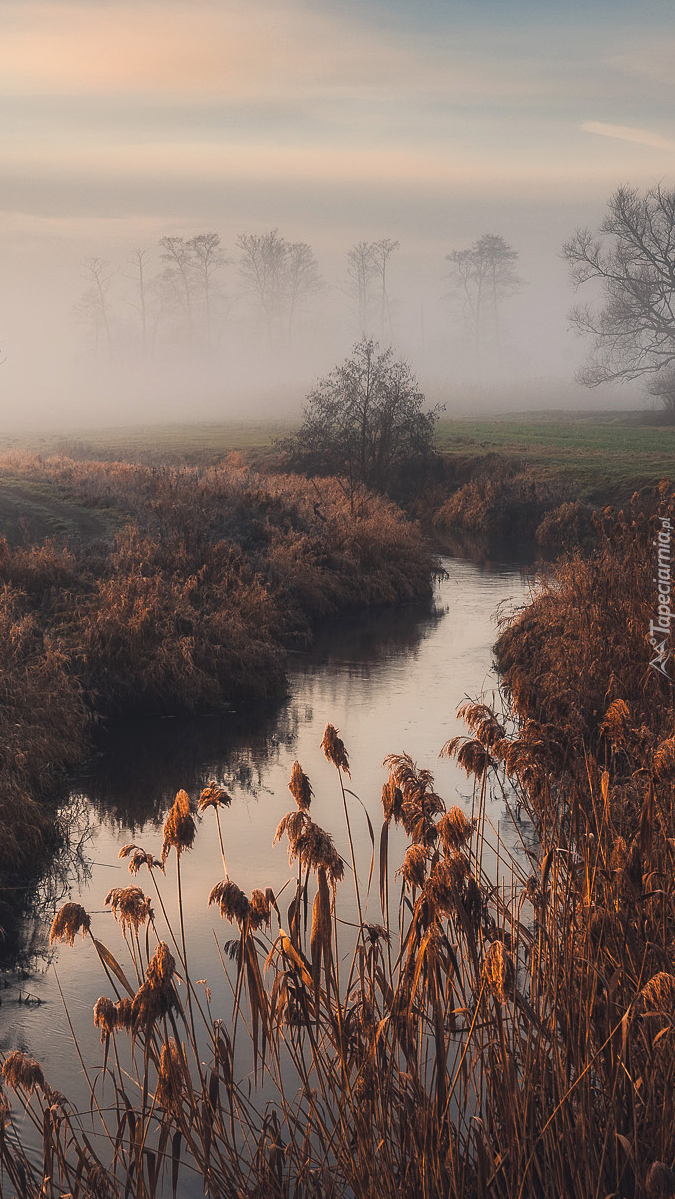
0;552;532;1160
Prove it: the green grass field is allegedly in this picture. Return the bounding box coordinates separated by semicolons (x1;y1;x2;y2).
0;410;672;512
0;420;296;463
436;411;675;501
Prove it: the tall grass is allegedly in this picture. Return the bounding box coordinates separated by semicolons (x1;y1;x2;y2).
0;456;435;902
431;459;569;544
0;455;436;712
0;690;671;1196
1;488;673;1196
2;474;674;1197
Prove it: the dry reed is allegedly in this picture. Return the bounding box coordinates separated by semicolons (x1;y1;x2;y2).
2;487;674;1197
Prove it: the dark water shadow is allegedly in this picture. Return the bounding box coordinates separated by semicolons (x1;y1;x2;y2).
0;795;96;972
292;590;446;672
432;528;541;570
70;590;446;833
71;700;291;833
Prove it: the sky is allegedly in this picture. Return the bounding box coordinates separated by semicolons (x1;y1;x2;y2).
1;0;674;426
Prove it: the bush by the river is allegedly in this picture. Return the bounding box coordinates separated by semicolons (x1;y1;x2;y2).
0;455;435;885
431;459;568;545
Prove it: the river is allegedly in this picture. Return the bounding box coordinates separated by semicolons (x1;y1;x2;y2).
0;550;532;1171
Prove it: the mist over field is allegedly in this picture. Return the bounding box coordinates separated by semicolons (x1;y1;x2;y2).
0;208;643;431
1;0;670;429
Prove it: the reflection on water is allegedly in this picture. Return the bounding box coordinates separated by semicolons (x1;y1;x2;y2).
71;589;445;832
0;795;96;973
433;527;541;569
0;552;532;1163
74;703;291;830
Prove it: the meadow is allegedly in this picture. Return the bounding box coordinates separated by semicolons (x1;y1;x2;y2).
2;411;671;559
435;412;675;504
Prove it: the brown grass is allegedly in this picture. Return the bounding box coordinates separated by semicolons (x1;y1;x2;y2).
4;472;673;1196
0;681;661;1198
0;454;435;935
431;458;569;543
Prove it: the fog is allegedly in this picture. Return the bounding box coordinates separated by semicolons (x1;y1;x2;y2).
1;0;670;432
0;198;647;433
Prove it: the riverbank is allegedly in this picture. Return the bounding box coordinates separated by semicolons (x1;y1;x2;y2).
0;453;436;941
462;482;675;1194
3;454;674;1194
424;413;674;553
0;552;534;1199
2;412;672;559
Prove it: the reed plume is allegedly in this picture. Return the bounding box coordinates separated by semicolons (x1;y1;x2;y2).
49;901;90;946
381;776;403;824
275;810;344;884
131;979;175;1034
424;855;470;917
640;972;675;1017
198;782;233;811
93;997;117;1040
383;752;444;842
114;997;134;1034
482;941;515;1005
436;806;474;853
654;737;675;781
209;880;251;926
161;788;196;864
646;1161;675;1199
104;886;152;933
155;1040;184;1118
398;844;428;890
146;941;175;989
288;761;313;810
119;843;163;874
443;736;493;778
2;1051;46;1095
249;888;272;931
321;724;350;774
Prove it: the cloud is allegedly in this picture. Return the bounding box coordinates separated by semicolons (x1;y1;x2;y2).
581;120;675;152
0;0;610;106
0;1;466;101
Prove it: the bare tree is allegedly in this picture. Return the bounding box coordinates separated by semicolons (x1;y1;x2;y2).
159;236;196;343
237;230;287;343
187;233;228;349
237;230;322;345
281;337;441;502
75;257;115;356
446;234;521;360
646;366;675;415
123;248;153;356
345;241;378;333
563;185;675;405
285;241;323;341
371;239;399;336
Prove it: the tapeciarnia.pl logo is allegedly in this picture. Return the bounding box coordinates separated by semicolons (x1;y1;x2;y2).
649;516;672;679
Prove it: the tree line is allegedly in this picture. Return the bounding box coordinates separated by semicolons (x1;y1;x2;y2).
75;231;325;357
73;230;523;361
74;182;675;416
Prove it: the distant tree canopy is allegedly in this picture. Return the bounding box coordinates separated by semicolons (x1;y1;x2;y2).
283;338;441;498
445;234;522;358
344;239;399;337
563;185;675;410
236;229;324;346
